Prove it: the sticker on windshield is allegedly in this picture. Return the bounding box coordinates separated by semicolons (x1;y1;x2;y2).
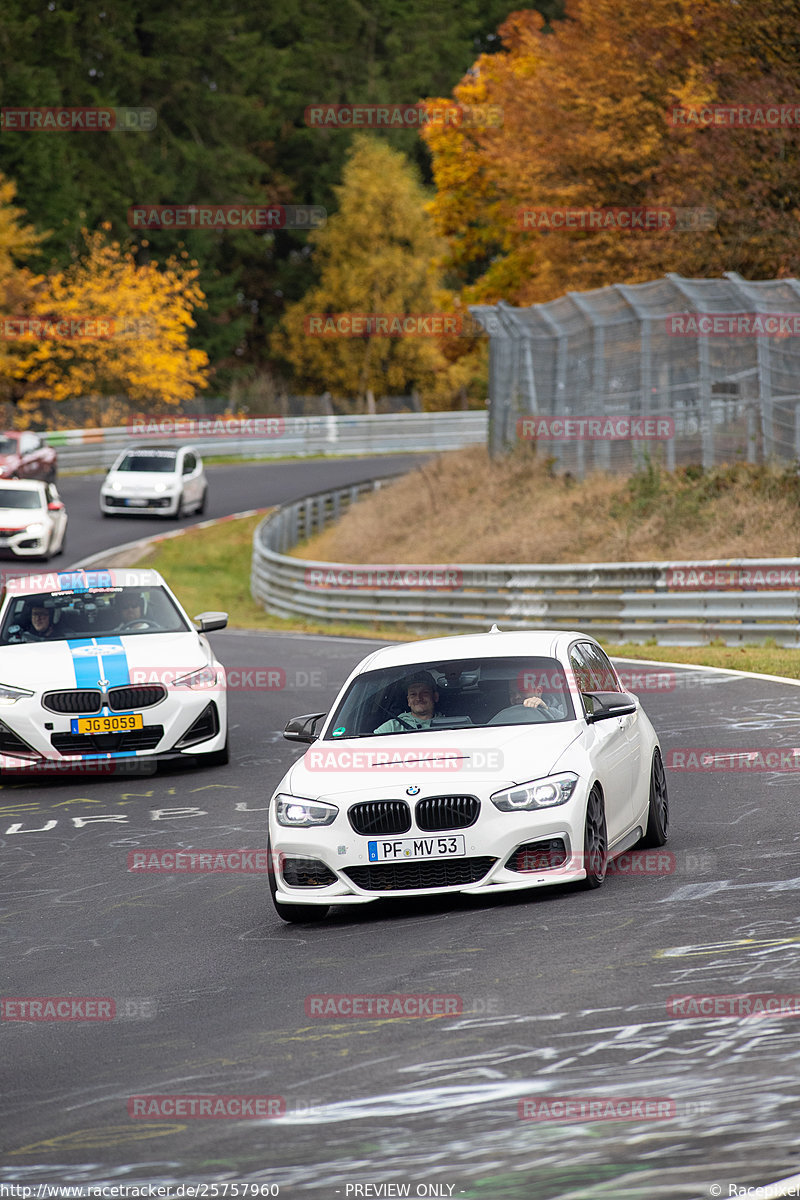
332;726;346;737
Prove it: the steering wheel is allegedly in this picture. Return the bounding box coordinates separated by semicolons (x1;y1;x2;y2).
120;618;160;631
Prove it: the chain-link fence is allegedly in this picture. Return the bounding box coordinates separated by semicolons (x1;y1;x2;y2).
471;272;800;472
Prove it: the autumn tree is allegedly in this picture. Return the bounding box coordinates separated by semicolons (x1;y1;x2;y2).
9;226;209;426
422;0;800;306
272;136;459;410
0;172;45;404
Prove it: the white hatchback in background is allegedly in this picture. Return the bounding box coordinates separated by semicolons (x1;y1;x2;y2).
100;445;208;518
0;479;67;559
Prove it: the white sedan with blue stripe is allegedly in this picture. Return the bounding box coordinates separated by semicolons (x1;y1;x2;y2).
0;568;229;772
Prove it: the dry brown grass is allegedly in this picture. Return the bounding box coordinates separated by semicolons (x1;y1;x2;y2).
294;446;800;564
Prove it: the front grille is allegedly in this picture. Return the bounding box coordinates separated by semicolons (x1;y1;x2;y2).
282;858;338;888
43;686;167;715
108;685;167;711
43;690;102;715
344;856;496;892
508;839;568;873
51;726;164;755
349;800;411;836
415;794;480;831
104;496;171;509
0;528;25;536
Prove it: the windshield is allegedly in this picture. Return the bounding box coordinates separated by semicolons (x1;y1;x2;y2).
0;437;19;456
115;451;177;473
0;585;190;645
325;656;576;739
0;489;43;510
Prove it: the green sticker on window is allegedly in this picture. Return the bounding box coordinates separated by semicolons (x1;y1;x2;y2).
332;726;346;737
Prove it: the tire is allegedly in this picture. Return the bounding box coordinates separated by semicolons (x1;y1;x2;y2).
581;785;608;889
267;837;330;924
640;748;669;847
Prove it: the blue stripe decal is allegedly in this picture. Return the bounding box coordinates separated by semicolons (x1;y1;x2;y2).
67;638;130;689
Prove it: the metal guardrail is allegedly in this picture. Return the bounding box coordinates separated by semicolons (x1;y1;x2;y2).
45;411;488;470
251;478;800;646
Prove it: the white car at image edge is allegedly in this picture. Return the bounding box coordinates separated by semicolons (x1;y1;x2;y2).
0;479;67;559
268;628;668;922
100;444;208;518
0;567;228;772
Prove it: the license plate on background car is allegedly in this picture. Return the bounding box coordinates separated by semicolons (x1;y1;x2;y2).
368;835;466;862
125;498;149;507
70;713;144;735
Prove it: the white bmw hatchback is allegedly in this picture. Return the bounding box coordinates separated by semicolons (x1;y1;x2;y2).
100;445;207;518
268;629;668;922
0;568;228;773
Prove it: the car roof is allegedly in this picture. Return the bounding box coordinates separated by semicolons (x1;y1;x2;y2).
2;567;167;597
121;444;185;454
0;478;47;491
353;628;597;673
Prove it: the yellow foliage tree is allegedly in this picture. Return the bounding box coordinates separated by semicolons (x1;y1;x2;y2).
273;136;461;411
11;226;209;426
0;172;45;406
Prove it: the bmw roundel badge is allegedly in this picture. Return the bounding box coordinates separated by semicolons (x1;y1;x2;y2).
406;784;420;796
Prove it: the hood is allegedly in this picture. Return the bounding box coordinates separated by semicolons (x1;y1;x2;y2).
0;505;40;527
0;631;209;691
284;721;583;800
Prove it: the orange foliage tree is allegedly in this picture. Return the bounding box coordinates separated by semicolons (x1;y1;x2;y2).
422;0;800;307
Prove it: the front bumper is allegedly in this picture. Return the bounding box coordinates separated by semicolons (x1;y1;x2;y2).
0;693;227;771
269;793;589;907
100;492;178;515
0;528;51;556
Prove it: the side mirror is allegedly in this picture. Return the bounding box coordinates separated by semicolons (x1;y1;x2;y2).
284;712;326;743
584;691;637;723
193;611;228;632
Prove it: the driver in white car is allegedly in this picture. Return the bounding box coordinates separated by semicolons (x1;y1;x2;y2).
117;590;150;631
374;671;443;733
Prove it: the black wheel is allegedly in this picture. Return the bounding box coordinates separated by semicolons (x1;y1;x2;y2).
581;785;608;889
640;748;669;847
267;837;329;923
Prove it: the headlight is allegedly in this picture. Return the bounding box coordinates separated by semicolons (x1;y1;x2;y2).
108;480;123;492
0;683;34;706
275;794;338;827
25;522;45;534
491;772;579;812
173;665;217;689
154;481;178;494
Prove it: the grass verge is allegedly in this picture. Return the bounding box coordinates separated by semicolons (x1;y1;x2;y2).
134;513;800;681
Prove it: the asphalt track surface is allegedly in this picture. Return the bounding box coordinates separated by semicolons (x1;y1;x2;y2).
1;460;799;1199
